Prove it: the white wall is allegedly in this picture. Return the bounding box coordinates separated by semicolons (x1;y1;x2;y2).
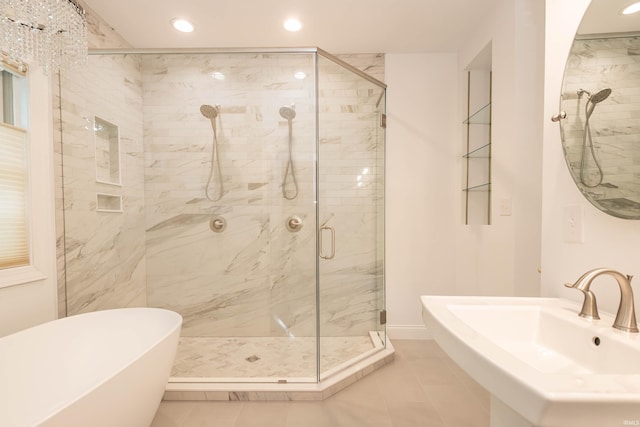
385;53;459;339
541;0;640;314
455;0;544;299
0;69;58;337
386;0;545;339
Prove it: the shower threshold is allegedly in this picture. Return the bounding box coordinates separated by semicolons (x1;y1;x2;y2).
163;333;395;401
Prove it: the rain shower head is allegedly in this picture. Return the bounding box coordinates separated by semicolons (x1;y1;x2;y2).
200;104;219;119
279;105;296;120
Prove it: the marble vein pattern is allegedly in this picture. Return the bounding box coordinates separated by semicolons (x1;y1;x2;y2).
143;52;386;340
59;53;147;315
54;0;134;317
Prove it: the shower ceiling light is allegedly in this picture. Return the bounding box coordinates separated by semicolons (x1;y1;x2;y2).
171;18;194;33
0;0;87;75
284;18;303;32
622;2;640;14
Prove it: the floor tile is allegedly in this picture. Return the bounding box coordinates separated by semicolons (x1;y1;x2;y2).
151;340;490;427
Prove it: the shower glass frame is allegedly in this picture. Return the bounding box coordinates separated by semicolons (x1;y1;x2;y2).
57;47;387;385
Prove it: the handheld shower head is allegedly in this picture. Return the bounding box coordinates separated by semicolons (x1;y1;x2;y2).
589;88;612;104
200;104;220;119
279;105;296;121
577;88;612;104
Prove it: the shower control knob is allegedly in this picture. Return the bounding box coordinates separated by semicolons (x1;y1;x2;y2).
210;216;227;232
286;215;303;232
551;111;567;122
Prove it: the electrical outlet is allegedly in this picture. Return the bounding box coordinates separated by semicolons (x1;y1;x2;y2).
564;205;584;243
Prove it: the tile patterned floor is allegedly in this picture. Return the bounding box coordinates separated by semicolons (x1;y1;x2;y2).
152;340;490;427
171;336;375;379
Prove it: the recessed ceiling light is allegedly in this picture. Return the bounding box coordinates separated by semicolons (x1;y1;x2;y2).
171;18;194;33
622;2;640;15
284;18;302;32
211;71;225;80
294;71;306;80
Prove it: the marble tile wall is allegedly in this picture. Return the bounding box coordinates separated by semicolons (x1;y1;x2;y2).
57;53;147;315
561;36;640;203
54;1;140;317
142;53;317;338
143;53;385;340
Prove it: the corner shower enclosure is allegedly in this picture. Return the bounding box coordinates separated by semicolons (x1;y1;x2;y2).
55;48;386;385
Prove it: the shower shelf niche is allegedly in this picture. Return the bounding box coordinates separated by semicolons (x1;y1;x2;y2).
94;116;121;186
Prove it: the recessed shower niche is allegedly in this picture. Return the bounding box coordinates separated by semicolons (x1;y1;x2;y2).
93;116;121;185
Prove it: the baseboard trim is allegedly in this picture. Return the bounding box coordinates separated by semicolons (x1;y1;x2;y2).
387;324;432;340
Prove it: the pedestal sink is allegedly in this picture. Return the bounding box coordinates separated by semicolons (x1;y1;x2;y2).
421;296;640;427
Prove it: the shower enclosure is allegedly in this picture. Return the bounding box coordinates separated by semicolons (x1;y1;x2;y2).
55;48;387;386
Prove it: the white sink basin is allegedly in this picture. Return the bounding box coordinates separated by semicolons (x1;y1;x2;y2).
421;296;640;427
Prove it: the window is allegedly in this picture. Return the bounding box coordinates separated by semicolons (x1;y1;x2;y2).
0;65;31;273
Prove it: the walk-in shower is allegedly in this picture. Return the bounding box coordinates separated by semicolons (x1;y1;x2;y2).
55;48;388;397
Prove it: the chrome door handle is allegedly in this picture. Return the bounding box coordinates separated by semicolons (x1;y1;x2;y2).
320;225;335;260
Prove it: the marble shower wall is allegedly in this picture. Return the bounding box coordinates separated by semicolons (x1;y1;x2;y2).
142;53;318;338
561;36;640;202
54;0;134;317
56;48;385;341
58;54;147;315
143;52;386;339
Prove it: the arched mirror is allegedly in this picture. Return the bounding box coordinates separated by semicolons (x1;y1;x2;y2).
559;0;640;219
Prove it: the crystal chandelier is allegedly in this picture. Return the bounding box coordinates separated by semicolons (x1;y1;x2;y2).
0;0;88;75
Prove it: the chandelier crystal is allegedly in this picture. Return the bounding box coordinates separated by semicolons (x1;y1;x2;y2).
0;0;88;75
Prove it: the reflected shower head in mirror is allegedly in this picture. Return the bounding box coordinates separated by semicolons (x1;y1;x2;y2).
577;88;612;104
590;88;612;104
200;104;220;132
200;104;219;119
279;105;296;120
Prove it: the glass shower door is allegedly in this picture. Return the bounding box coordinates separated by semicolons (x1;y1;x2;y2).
316;53;386;378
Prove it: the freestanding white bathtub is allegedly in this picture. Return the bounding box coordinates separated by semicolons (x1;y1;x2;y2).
0;307;182;427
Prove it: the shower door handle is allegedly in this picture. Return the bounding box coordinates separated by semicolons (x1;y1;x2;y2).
320;225;335;260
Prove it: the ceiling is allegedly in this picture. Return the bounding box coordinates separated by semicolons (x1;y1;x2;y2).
81;0;502;53
579;0;640;35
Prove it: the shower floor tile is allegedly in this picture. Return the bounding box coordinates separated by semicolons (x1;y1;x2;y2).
171;335;375;379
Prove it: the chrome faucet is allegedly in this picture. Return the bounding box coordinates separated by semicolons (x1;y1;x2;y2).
565;268;639;333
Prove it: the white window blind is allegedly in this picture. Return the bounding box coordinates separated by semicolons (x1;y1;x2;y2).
0;122;29;269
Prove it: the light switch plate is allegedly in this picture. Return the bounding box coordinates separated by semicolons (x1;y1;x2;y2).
500;197;512;216
563;205;584;243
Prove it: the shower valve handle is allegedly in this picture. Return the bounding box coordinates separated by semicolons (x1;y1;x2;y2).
286;216;303;232
209;216;227;232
